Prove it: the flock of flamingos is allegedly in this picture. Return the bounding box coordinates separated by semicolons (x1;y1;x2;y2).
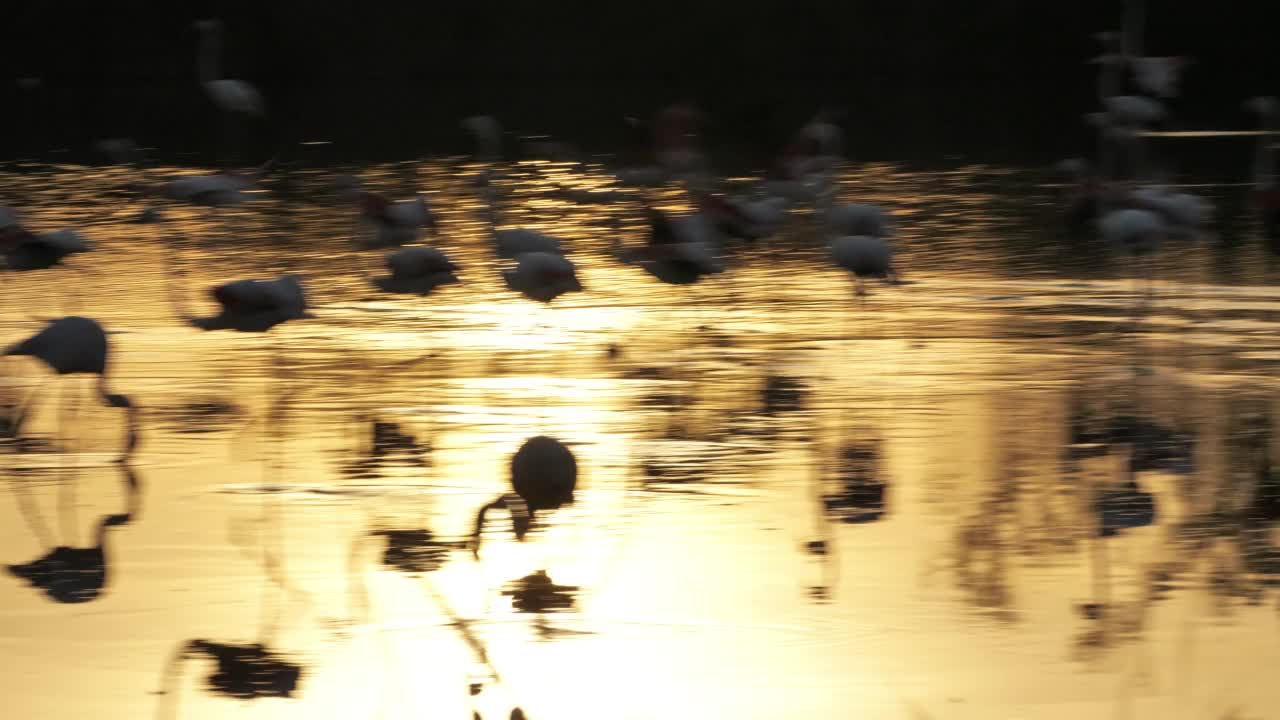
2;6;1280;717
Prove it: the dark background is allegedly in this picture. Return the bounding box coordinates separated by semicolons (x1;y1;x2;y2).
4;2;1279;168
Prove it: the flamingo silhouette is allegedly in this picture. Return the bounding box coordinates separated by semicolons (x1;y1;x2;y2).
471;436;577;557
369;246;460;297
335;175;438;249
3;316;138;459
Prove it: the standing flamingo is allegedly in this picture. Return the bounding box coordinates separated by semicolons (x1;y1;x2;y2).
335;176;438;249
369;246;460;296
194;20;264;117
463;117;567;259
1;226;91;272
502;251;582;303
2;317;139;460
471;435;578;557
169;272;309;333
615;205;724;285
195;19;265;164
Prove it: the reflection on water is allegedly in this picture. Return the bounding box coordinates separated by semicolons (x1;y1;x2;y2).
4;159;1280;718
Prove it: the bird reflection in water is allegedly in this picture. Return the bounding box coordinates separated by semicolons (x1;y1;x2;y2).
502;570;579;614
163;640;302;700
5;461;141;603
760;372;807;415
822;440;889;524
341;415;432;481
798;433;890;604
373;527;452;574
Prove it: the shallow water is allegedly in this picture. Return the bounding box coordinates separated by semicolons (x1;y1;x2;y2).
3;159;1280;719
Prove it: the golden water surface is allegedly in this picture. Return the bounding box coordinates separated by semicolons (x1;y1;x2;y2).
2;158;1279;719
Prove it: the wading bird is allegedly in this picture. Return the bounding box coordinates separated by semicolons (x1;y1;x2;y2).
3;316;138;459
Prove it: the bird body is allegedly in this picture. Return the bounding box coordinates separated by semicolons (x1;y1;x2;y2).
503;252;582;303
372;247;459;296
159;173;254;208
195;20;264;116
3;317;136;456
472;435;578;552
2;228;91;270
620;207;724;285
831;235;894;280
343;189;437;249
204;79;264;117
1100;207;1165;255
510;435;577;514
1131;186;1211;235
5;316;110;376
1104;95;1165;126
185;275;309;332
824;202;893;238
494;228;563;259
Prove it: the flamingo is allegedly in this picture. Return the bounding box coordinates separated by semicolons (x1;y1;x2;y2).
780;110;844;180
2;317;139;460
335;175;438;249
502;251;583;303
463;117;568;259
698;190;786;242
1246;96;1280;244
194;20;264;117
471;436;577;557
616;206;725;285
830;235;896;297
369;246;460;296
1130;184;1211;239
1099;207;1166;304
148;155;276;210
612;102;712;188
170;273;310;333
1;226;91;271
817;183;898;294
823;201;894;239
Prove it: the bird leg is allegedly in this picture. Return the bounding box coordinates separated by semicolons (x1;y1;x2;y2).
9;473;56;550
56;378;83;545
